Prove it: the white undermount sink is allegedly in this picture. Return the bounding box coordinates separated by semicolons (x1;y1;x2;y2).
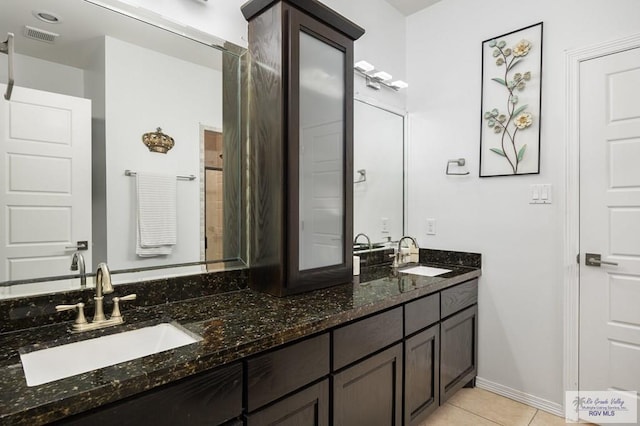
20;322;201;387
399;265;452;277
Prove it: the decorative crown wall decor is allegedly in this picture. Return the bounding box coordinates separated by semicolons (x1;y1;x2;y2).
142;127;175;153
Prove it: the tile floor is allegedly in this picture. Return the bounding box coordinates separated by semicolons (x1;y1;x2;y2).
420;388;569;426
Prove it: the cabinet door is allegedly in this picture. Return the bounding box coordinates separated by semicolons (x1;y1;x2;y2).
333;344;403;426
286;7;354;291
246;380;329;426
405;325;439;426
440;305;478;403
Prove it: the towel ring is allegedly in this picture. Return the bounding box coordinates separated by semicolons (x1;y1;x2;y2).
446;158;470;176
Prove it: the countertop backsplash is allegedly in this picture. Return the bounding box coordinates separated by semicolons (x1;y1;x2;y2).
0;249;480;334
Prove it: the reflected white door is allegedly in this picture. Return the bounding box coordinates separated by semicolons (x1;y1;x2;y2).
579;47;640;418
0;84;92;283
299;121;343;270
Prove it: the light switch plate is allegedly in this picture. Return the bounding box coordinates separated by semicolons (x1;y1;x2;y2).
530;184;552;204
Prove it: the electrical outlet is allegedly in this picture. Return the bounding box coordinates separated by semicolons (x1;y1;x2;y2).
381;217;389;233
426;218;436;235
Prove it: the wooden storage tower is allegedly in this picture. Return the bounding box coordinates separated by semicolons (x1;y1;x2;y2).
242;0;364;296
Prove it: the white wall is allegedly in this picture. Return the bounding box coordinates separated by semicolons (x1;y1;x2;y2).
322;0;408;111
406;0;640;406
0;53;84;97
354;100;404;243
105;0;249;48
109;0;408;110
104;36;222;271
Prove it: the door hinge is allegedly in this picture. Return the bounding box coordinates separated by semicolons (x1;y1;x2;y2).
576;253;580;264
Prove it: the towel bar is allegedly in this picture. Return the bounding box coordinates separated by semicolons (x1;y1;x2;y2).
124;169;196;181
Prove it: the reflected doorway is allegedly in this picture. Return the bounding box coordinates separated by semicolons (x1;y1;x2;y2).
204;129;224;270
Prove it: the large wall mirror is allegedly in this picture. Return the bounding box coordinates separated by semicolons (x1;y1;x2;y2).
0;0;246;298
353;97;406;250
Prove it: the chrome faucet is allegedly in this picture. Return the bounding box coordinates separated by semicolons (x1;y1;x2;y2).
392;236;419;268
56;262;136;333
70;252;86;288
353;233;373;251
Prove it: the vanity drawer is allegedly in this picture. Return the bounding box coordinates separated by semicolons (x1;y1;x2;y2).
405;292;439;336
246;333;330;412
440;279;478;318
333;307;403;370
59;362;242;426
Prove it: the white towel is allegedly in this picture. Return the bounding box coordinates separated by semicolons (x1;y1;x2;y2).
136;172;177;257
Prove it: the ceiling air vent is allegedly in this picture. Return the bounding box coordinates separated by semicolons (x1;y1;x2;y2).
23;25;59;43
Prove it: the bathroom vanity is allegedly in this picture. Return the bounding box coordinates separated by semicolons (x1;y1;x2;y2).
0;250;480;425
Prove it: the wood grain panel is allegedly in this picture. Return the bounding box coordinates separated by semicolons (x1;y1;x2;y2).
57;363;242;426
247;379;329;426
248;2;287;295
405;325;439;425
405;292;439;336
333;307;403;370
241;0;365;40
440;305;478;403
247;333;330;411
222;49;242;260
333;343;403;426
440;279;478;319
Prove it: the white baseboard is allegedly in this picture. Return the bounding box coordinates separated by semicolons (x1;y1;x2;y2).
475;376;565;418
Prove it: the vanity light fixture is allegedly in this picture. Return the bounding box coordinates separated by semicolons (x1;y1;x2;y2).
353;60;408;91
390;80;409;90
372;71;392;81
354;60;374;73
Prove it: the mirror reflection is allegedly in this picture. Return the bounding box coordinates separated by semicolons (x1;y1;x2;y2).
298;31;345;271
353;98;405;250
0;0;245;298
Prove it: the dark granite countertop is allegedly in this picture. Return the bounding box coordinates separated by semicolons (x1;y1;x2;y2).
0;257;480;425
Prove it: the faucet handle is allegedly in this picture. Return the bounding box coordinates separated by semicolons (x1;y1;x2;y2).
110;294;137;319
55;302;88;325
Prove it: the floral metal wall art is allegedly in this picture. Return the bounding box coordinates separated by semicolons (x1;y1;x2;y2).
480;22;543;177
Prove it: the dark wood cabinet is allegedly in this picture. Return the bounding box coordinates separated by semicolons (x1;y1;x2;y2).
246;333;330;411
246;379;329;426
333;344;403;426
333;307;403;370
404;292;439;336
242;0;364;296
440;279;478;318
440;304;478;403
405;325;440;425
56;362;242;426
53;278;478;426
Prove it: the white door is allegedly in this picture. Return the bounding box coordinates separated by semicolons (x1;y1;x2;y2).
0;84;92;285
299;121;343;271
579;47;640;420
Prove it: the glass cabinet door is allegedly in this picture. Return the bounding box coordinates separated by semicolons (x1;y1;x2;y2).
287;8;354;290
298;31;345;271
243;0;362;295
